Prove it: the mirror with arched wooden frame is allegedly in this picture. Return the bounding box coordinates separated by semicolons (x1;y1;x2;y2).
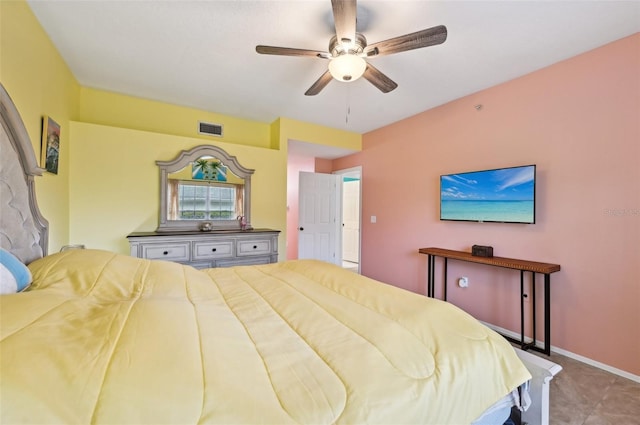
157;145;253;232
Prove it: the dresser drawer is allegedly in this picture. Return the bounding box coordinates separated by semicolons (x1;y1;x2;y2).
216;256;272;267
142;243;190;262
237;239;271;257
193;240;234;260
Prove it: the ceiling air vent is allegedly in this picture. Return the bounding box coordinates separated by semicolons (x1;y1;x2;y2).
198;121;223;137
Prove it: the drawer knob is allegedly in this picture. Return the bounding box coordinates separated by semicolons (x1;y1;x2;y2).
211;248;217;252
163;251;169;255
253;245;257;249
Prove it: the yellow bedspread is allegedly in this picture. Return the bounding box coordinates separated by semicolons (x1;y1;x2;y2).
0;250;530;424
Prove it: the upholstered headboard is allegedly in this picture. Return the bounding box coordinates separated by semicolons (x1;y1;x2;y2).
0;83;48;263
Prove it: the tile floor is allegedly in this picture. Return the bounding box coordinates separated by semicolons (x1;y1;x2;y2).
542;352;640;424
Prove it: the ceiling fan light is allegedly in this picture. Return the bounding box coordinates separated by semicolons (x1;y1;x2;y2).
328;54;366;82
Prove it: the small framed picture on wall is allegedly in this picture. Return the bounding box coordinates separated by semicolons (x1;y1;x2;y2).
41;116;60;174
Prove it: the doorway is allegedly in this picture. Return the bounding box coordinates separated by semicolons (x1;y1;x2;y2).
334;167;361;274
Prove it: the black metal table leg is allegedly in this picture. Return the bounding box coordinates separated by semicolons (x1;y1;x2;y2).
520;270;525;347
544;273;551;355
443;258;448;301
532;272;537;348
427;255;431;297
427;254;434;297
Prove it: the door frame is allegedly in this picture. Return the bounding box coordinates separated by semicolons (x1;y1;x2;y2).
333;166;362;273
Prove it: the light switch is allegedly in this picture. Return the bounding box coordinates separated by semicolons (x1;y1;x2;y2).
371;215;377;223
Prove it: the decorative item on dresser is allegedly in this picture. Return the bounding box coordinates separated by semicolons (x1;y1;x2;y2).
127;144;279;267
127;229;279;269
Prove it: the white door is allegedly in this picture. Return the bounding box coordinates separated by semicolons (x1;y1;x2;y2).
298;172;342;265
342;179;360;263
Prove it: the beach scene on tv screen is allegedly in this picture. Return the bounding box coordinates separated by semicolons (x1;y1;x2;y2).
441;166;535;223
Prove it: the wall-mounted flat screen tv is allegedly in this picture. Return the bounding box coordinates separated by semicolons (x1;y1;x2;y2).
440;164;536;224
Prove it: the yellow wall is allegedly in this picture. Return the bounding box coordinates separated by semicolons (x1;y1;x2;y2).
3;0;362;259
78;88;275;149
277;117;361;151
69;122;287;255
0;0;80;253
69;101;359;257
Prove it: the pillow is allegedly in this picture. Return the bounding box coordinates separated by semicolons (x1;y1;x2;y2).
0;248;32;294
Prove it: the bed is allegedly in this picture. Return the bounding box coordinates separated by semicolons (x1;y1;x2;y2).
0;83;533;424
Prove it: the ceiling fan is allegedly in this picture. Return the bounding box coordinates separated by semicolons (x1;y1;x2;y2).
256;0;447;96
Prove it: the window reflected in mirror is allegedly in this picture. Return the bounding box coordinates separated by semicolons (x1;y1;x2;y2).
168;179;244;220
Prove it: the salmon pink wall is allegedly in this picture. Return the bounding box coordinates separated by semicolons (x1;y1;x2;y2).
315;158;332;173
333;34;640;377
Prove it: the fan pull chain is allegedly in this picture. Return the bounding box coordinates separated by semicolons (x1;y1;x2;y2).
345;86;351;124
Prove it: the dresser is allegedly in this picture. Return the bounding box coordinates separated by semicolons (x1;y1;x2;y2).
127;229;280;269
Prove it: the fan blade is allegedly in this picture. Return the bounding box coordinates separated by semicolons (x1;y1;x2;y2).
331;0;357;44
365;25;447;57
305;70;333;96
363;63;397;93
256;45;331;59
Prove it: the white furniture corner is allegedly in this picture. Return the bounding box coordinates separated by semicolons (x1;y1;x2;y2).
515;348;563;425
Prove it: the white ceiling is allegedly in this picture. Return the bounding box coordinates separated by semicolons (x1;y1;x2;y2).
27;1;639;137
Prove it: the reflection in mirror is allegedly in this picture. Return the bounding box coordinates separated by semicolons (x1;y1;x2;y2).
167;157;244;221
157;146;253;232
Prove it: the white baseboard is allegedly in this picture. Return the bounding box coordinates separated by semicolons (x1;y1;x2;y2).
480;321;640;384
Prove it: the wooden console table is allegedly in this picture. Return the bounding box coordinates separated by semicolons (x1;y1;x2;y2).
418;247;560;355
